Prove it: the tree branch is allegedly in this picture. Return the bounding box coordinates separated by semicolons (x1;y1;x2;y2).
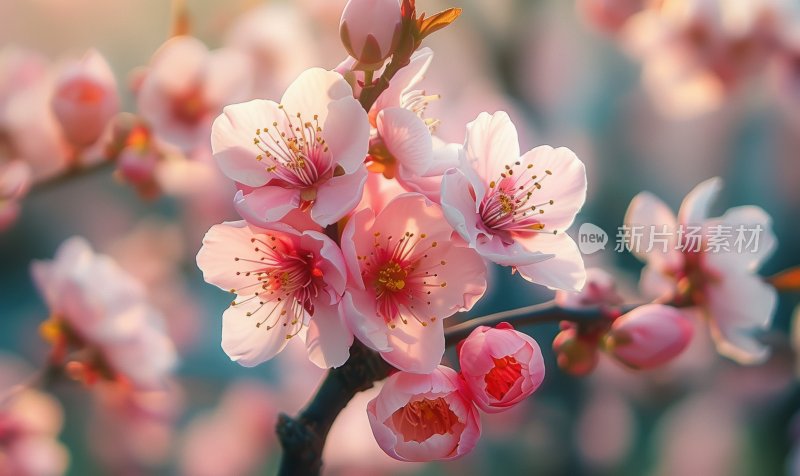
276;341;392;476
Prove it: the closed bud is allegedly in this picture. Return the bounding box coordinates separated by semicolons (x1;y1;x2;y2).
458;323;545;413
340;0;402;69
553;327;599;376
51;49;119;148
605;304;693;370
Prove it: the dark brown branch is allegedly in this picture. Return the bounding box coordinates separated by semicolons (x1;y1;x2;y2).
276;341;392;476
443;302;620;346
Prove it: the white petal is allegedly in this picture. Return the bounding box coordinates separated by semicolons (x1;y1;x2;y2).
464;111;520;183
515;232;587;291
305;303;353;368
678;177;722;226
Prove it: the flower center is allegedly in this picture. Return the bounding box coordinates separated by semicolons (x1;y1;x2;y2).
479;162;556;235
359;231;446;327
253;105;332;190
484;356;523;400
172;86;208;125
231;234;323;339
376;261;407;292
390;397;461;444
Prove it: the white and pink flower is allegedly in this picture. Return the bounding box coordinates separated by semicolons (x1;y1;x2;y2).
457;323;546;413
555;267;624;309
138;36;253;154
31;237;177;389
211;68;370;227
366;366;481;462
341;193;487;373
196;220;352;368
441;111;587;291
625;177;778;363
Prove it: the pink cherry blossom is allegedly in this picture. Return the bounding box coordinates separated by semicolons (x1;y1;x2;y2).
555;267;625;309
196;220;352;368
212;68;370;227
0;389;69;476
31;237;177;389
625;177;778;363
340;0;403;68
440;111;588;291
366;365;481;462
51;49;118;149
622;0;780;117
137;36;253;154
341;193;487;373
457;323;546;413
605;304;693;370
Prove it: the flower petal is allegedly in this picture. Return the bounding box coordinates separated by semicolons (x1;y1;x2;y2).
518;146;586;231
515;232;587;291
464;111;520;183
305;303;353;368
310;165;368;226
381;317;445;374
678;177;722;226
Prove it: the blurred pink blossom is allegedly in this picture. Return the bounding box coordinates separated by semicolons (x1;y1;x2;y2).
31;237;177;389
458;323;546;413
367;366;481;461
137;36;253;154
0;160;31;232
341;193;487;373
225;4;319;99
625;177;778;363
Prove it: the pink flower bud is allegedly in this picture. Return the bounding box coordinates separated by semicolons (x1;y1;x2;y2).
339;0;402;68
117;147;159;186
605;304;693;370
457;323;545;413
366;366;481;462
552;327;600;376
51;49;119;148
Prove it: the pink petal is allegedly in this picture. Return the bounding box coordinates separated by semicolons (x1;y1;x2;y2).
203;48;253;109
704;271;777;364
677;177;722;226
464;111;520;183
310;165;368;226
321;95;370;174
515;232;587;291
381;317;445;374
702;205;776;275
377;107;432;177
305;303;353;368
211;99;287;187
196;221;263;292
624;191;682;270
440;168;484;244
234;185;301;224
517;146;586;231
340;290;390;352
280;68;353;126
221;299;293;367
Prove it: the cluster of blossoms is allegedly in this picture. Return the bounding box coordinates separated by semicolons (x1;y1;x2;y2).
580;0;800;117
1;0;790;472
193;0;782;463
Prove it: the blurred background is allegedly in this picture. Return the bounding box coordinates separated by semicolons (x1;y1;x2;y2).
1;0;799;474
